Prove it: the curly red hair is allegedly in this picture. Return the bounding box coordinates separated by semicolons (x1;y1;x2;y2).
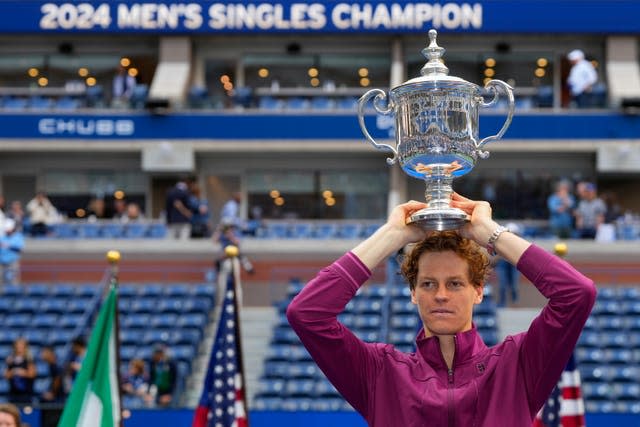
400;231;491;290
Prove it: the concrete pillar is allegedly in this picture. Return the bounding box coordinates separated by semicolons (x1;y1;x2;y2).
387;37;408;215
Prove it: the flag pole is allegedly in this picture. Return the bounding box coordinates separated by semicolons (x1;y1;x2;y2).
106;250;124;427
226;245;250;427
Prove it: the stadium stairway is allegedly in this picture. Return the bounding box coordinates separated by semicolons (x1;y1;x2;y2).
183;306;277;408
496;308;540;340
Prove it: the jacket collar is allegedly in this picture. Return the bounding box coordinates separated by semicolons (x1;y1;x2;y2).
415;323;487;370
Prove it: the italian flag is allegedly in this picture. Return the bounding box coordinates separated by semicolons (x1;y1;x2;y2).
58;284;121;427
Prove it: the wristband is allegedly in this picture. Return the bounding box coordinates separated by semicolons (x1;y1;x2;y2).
486;225;509;256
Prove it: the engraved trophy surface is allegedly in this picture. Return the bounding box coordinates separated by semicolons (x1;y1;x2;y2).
358;29;515;230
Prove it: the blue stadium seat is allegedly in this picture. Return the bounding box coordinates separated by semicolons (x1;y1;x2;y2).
187;85;211;109
582;382;613;400
314;223;337;239
122;395;145;409
84;84;105;107
29;96;54;111
129;84;149;109
309;96;334;110
389;331;416;346
608;366;639;383
58;314;84;329
355;330;381;342
254;397;283;410
354;314;382;330
474;314;497;329
473;301;497;315
390;300;415;315
350;299;382;314
285;379;315;397
0;330;21;345
256;378;285;397
579;364;607;382
22;329;48;346
258;96;283;110
0;346;12;360
1;284;22;297
78;222;101;238
25;283;50;297
338;223;362;239
285;97;309;110
262;361;290;378
265;345;291;362
623;301;640;315
314;379;341;398
140;283;165;297
170;328;201;346
337;313;355;327
357;285;387;299
32;313;58;329
122;314;151;329
67;298;93;314
535;85;554;108
142;330;171;345
585;401;616;413
100;223;124;238
311;397;346;411
76;284;101;298
282;397;314;411
129;299;158;314
290;223;313;239
390;314;419;330
47;330;75;346
613;383;640;401
336;97;358;110
596;287;618;301
151;314;178;328
5;314;32;328
123;223;148;238
578;331;600;348
51;223;78;239
597;315;624;331
165;283;191;298
287;361;318;379
120;346;137;361
171;345;196;364
177;313;207;329
2;97;28;110
272;327;300;344
144;222;166;238
13;298;40;314
618;287;640;301
119;329;144;346
55;96;80;111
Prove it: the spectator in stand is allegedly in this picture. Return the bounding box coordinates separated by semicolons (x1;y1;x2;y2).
111;65;136;108
112;198;128;222
0;195;5;238
0;403;21;427
148;345;177;407
220;192;242;230
39;346;64;403
63;336;86;395
547;179;575;239
122;358;151;404
0;219;24;286
26;191;57;237
574;182;606;239
165;179;193;240
566;49;598;108
493;222;521;308
123;202;145;223
3;338;36;404
212;221;254;274
7;201;26;233
188;181;211;238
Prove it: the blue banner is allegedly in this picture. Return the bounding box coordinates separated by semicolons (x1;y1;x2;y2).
0;111;639;140
0;1;638;34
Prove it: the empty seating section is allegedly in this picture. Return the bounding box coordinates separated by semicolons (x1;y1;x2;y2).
0;281;214;407
254;221;382;239
576;286;640;413
254;277;501;411
39;221;167;239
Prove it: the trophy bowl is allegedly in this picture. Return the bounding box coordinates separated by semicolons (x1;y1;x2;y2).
358;29;515;230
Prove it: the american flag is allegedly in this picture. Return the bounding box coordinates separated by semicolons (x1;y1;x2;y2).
193;257;249;427
533;354;585;427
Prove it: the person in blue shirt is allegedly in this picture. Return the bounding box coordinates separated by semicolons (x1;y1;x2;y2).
547;180;575;239
0;219;24;286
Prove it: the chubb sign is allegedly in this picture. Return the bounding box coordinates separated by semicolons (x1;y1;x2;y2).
38;118;135;136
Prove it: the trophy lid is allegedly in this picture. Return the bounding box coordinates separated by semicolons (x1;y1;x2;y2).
394;29;475;90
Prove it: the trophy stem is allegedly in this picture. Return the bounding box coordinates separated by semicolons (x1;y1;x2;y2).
409;163;469;231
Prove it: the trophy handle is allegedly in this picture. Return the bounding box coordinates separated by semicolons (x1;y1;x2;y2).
476;80;515;155
358;89;398;165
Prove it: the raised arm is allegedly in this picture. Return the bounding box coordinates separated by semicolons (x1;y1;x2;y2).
287;200;427;417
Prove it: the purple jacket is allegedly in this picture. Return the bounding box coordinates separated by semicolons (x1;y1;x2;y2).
287;245;596;426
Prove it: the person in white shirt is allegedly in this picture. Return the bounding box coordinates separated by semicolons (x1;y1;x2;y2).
566;49;598;108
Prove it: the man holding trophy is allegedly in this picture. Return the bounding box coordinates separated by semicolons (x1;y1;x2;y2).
287;31;596;426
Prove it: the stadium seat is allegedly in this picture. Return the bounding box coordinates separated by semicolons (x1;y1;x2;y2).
147;223;167;238
67;298;94;314
309;96;334;110
265;345;291;362
262;361;290;379
84;84;105;107
255;378;285;397
314;224;337;239
5;314;32;328
122;223;148;238
582;382;613;400
613;383;640;401
140;283;165;297
258;96;283;110
55;96;80;111
32;313;58;329
165;283;191;298
390;314;419;330
129;299;158;314
604;348;633;364
597;316;624;331
285;97;309;110
285;379;315;397
287;361;318;379
13;298;41;314
271;327;300;344
129;84;149;109
187;86;211;109
119;329;144;346
58;314;85;329
253;397;283;411
150;314;179;328
25;283;50;297
608;366;639;383
289;223;314;239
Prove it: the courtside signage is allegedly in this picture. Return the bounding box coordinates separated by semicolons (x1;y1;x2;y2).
0;1;636;34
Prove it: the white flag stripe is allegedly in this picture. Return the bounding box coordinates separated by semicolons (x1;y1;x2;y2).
109;326;121;425
77;390;103;427
560;398;585;417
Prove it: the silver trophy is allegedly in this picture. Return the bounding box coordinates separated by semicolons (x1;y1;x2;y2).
358;29;515;230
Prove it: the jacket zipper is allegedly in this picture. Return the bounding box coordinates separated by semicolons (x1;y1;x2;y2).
445;336;457;427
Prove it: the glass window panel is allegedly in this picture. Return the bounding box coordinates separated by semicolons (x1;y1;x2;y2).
44;171;147;195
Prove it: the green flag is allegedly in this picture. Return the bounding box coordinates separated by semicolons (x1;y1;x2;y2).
58;284;121;427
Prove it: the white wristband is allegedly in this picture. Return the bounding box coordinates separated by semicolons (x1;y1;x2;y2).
486;225;509;256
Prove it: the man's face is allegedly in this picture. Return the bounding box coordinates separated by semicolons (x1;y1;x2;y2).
411;250;483;338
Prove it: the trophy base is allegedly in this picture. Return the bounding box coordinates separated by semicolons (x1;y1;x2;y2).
408;207;469;231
